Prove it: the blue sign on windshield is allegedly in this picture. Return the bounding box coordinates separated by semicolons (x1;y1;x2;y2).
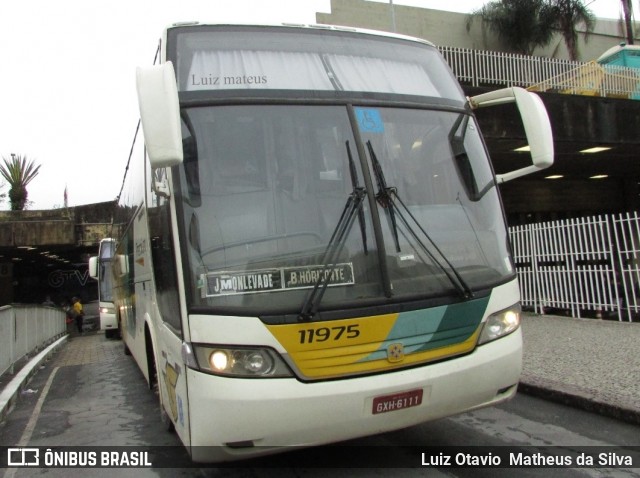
355;108;384;133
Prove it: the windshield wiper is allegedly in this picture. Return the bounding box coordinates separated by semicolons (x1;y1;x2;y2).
367;141;401;253
346;141;368;256
366;140;474;300
298;145;367;322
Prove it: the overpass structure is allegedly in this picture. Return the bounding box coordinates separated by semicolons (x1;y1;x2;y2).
0;201;116;306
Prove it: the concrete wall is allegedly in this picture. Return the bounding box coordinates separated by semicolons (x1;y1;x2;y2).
0;201;115;248
316;0;640;62
0;201;116;306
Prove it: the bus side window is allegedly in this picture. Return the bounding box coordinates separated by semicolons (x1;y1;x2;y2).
148;197;182;334
182;119;201;206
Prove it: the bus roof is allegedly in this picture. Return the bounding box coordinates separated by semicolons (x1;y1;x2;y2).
164;21;435;48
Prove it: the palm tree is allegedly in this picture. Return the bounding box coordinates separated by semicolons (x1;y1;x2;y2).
549;0;596;60
469;0;595;60
467;0;557;55
0;154;41;210
621;0;634;45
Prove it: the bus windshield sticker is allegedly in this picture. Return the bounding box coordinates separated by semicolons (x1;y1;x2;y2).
283;263;354;289
201;263;354;297
180;43;441;96
202;268;282;297
355;108;384;133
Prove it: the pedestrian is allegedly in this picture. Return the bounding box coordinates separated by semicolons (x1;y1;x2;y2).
72;296;84;334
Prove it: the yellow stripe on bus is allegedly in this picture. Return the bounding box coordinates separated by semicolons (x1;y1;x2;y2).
266;313;482;379
297;328;481;378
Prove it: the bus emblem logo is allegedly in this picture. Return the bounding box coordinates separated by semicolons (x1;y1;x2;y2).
387;343;404;363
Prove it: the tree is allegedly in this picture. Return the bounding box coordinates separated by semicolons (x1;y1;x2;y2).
549;0;596;60
0;154;41;211
621;0;634;45
469;0;595;60
467;0;557;55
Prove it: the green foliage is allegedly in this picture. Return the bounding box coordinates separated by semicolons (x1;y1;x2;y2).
0;154;42;210
467;0;556;55
550;0;595;60
468;0;596;60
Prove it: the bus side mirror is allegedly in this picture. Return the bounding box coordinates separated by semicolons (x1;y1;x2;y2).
89;256;98;279
136;61;183;170
469;87;554;183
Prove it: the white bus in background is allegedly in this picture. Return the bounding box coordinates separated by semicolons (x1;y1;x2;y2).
89;238;118;338
115;22;553;462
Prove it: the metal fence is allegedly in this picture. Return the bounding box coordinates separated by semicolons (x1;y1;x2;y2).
0;305;66;378
439;46;640;99
509;212;640;321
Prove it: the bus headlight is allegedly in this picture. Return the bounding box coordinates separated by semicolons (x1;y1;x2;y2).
478;305;521;345
190;345;293;378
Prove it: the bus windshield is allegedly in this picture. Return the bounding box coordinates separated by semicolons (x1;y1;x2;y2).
175;104;513;316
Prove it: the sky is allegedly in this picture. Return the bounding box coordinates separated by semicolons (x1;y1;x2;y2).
0;0;632;210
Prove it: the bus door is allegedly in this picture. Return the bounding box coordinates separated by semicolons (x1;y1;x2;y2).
147;185;191;445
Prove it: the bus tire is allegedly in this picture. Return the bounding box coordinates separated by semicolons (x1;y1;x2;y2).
124;341;131;355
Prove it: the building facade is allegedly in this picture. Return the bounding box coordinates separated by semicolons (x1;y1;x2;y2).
316;0;639;62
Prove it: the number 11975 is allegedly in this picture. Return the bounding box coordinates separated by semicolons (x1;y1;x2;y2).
298;324;360;344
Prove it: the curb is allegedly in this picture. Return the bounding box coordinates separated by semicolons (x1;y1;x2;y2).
0;335;68;423
519;379;640;426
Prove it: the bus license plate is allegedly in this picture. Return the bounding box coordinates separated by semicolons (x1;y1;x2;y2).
372;389;423;415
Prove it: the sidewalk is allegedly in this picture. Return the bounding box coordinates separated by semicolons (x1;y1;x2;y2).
520;312;640;425
0;329;119;422
2;314;639;426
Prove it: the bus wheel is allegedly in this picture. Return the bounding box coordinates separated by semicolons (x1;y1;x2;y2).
124;341;131;355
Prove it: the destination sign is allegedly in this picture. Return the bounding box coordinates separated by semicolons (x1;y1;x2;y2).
202;263;354;297
283;263;354;289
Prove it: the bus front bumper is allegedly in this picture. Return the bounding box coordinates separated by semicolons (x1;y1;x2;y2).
186;328;521;463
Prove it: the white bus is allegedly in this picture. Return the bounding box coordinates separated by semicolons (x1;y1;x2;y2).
88;238;118;338
115;22;553;462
